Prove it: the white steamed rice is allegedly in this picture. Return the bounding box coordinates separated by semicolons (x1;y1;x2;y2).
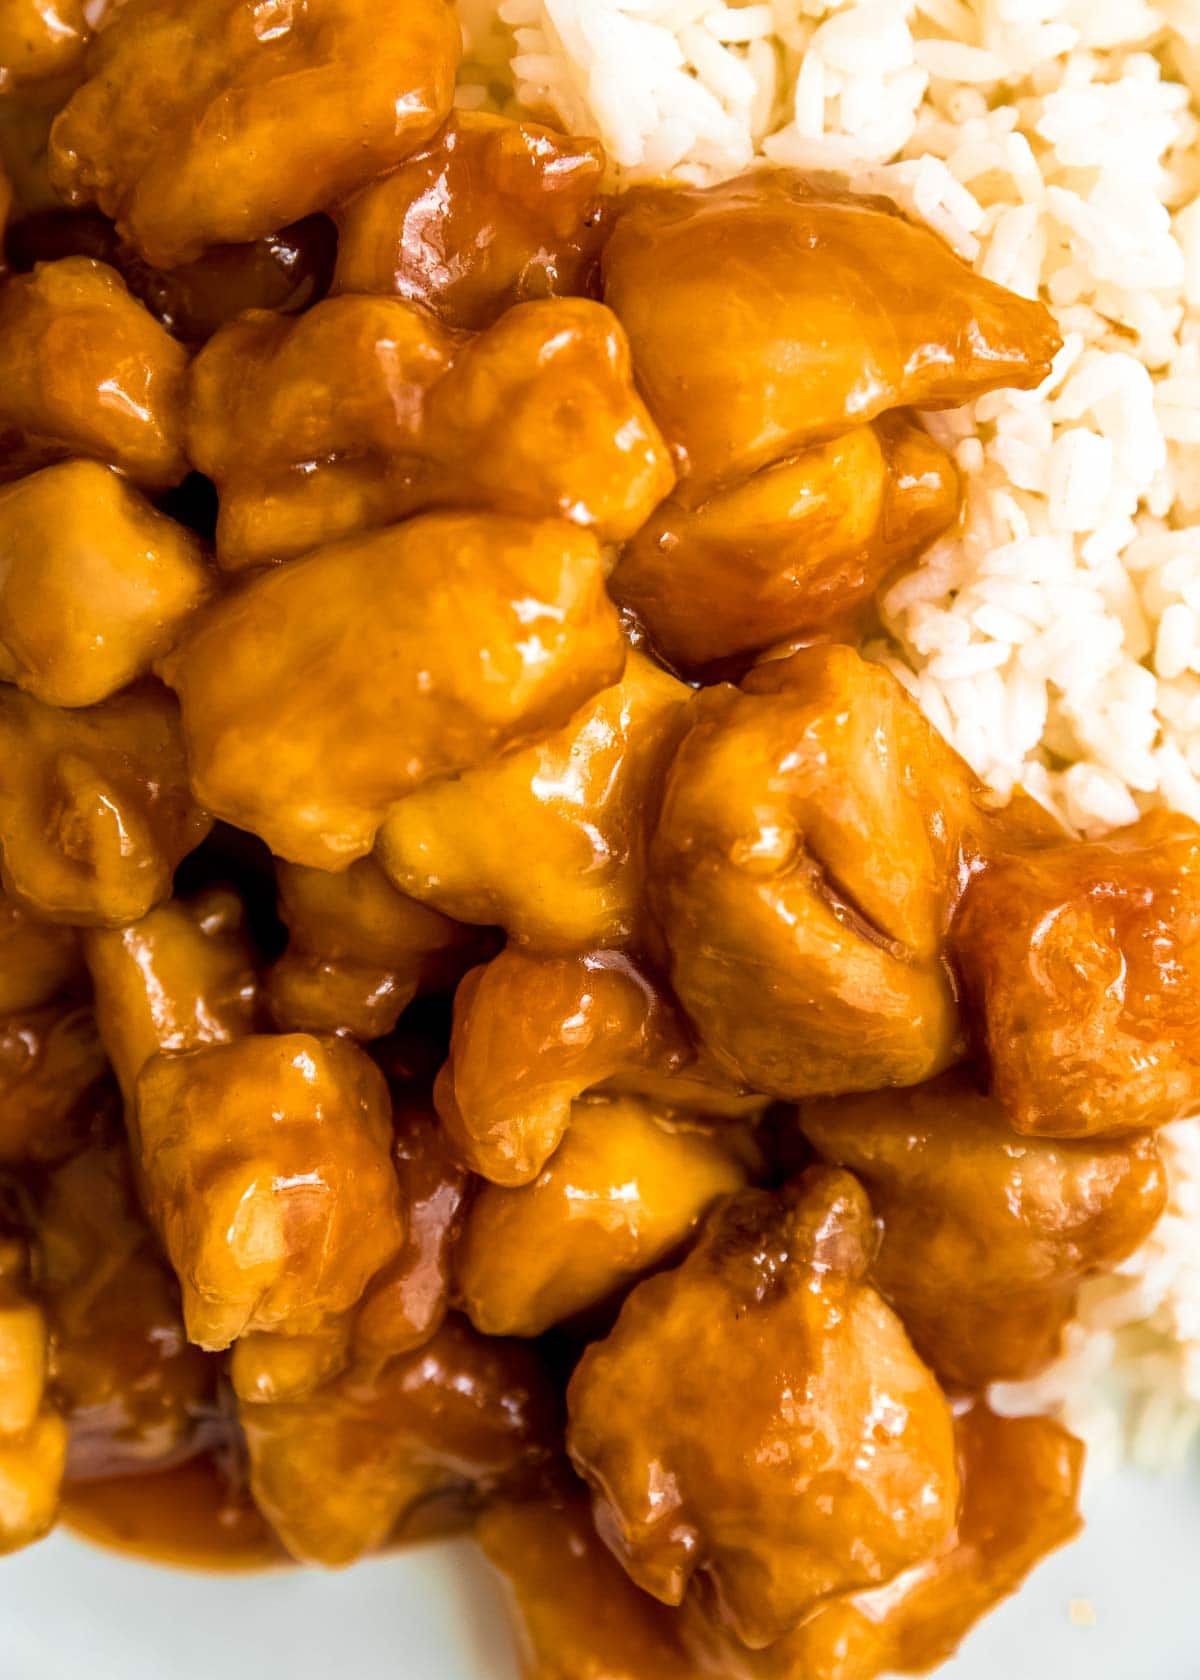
455;0;1200;1472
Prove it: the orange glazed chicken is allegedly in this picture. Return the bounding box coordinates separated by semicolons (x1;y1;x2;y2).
567;1170;959;1648
0;30;1183;1678
0;258;189;487
800;1072;1167;1386
187;292;672;567
48;0;461;265
160;512;624;868
132;1034;404;1352
332;113;608;328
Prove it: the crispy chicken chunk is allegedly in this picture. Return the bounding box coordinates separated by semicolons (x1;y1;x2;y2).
334;113;607;328
0;258;189;487
0;1237;66;1554
457;1094;749;1337
567;1169;959;1648
435;948;758;1188
133;1034;404;1351
614;415;959;672
954;810;1200;1136
0;461;211;707
801;1072;1167;1386
378;653;690;953
649;645;1002;1099
0;680;211;926
477;1482;694;1680
159;513;624;869
187;295;672;567
48;0;460;265
267;858;482;1041
83;888;260;1102
241;1315;558;1567
603;171;1060;491
681;1404;1083;1679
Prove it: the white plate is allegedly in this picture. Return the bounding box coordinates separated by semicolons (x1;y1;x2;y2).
0;1462;1195;1679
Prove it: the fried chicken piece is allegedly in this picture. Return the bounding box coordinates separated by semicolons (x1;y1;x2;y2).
48;0;460;266
0;1236;66;1554
0;461;211;707
680;1404;1083;1679
0;680;211;926
0;0;88;89
351;1103;471;1361
334;112;607;329
378;652;691;953
435;948;758;1188
614;414;959;671
242;1315;558;1566
457;1094;748;1337
83;888;260;1102
477;1483;694;1680
266;858;483;1041
0;1002;106;1164
649;644;1004;1099
133;1034;404;1351
187;295;672;568
953;809;1200;1136
0;890;81;1014
0;258;189;488
34;1128;218;1480
567;1169;958;1647
160;513;623;870
801;1071;1167;1386
603;171;1059;491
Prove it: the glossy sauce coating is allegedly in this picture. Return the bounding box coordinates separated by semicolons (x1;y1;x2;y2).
188;294;672;568
456;1093;749;1336
680;1403;1083;1679
801;1072;1167;1386
241;1315;558;1567
0;1235;66;1554
35;1127;219;1480
0;258;188;487
352;1102;471;1361
49;0;461;265
954;809;1200;1136
650;645;987;1099
477;1482;694;1680
334;112;607;328
615;414;960;671
133;1034;404;1351
83;887;261;1101
435;947;754;1188
0;679;211;927
160;513;625;869
0;460;211;707
567;1169;959;1647
603;172;1060;489
378;652;691;953
62;1454;282;1571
